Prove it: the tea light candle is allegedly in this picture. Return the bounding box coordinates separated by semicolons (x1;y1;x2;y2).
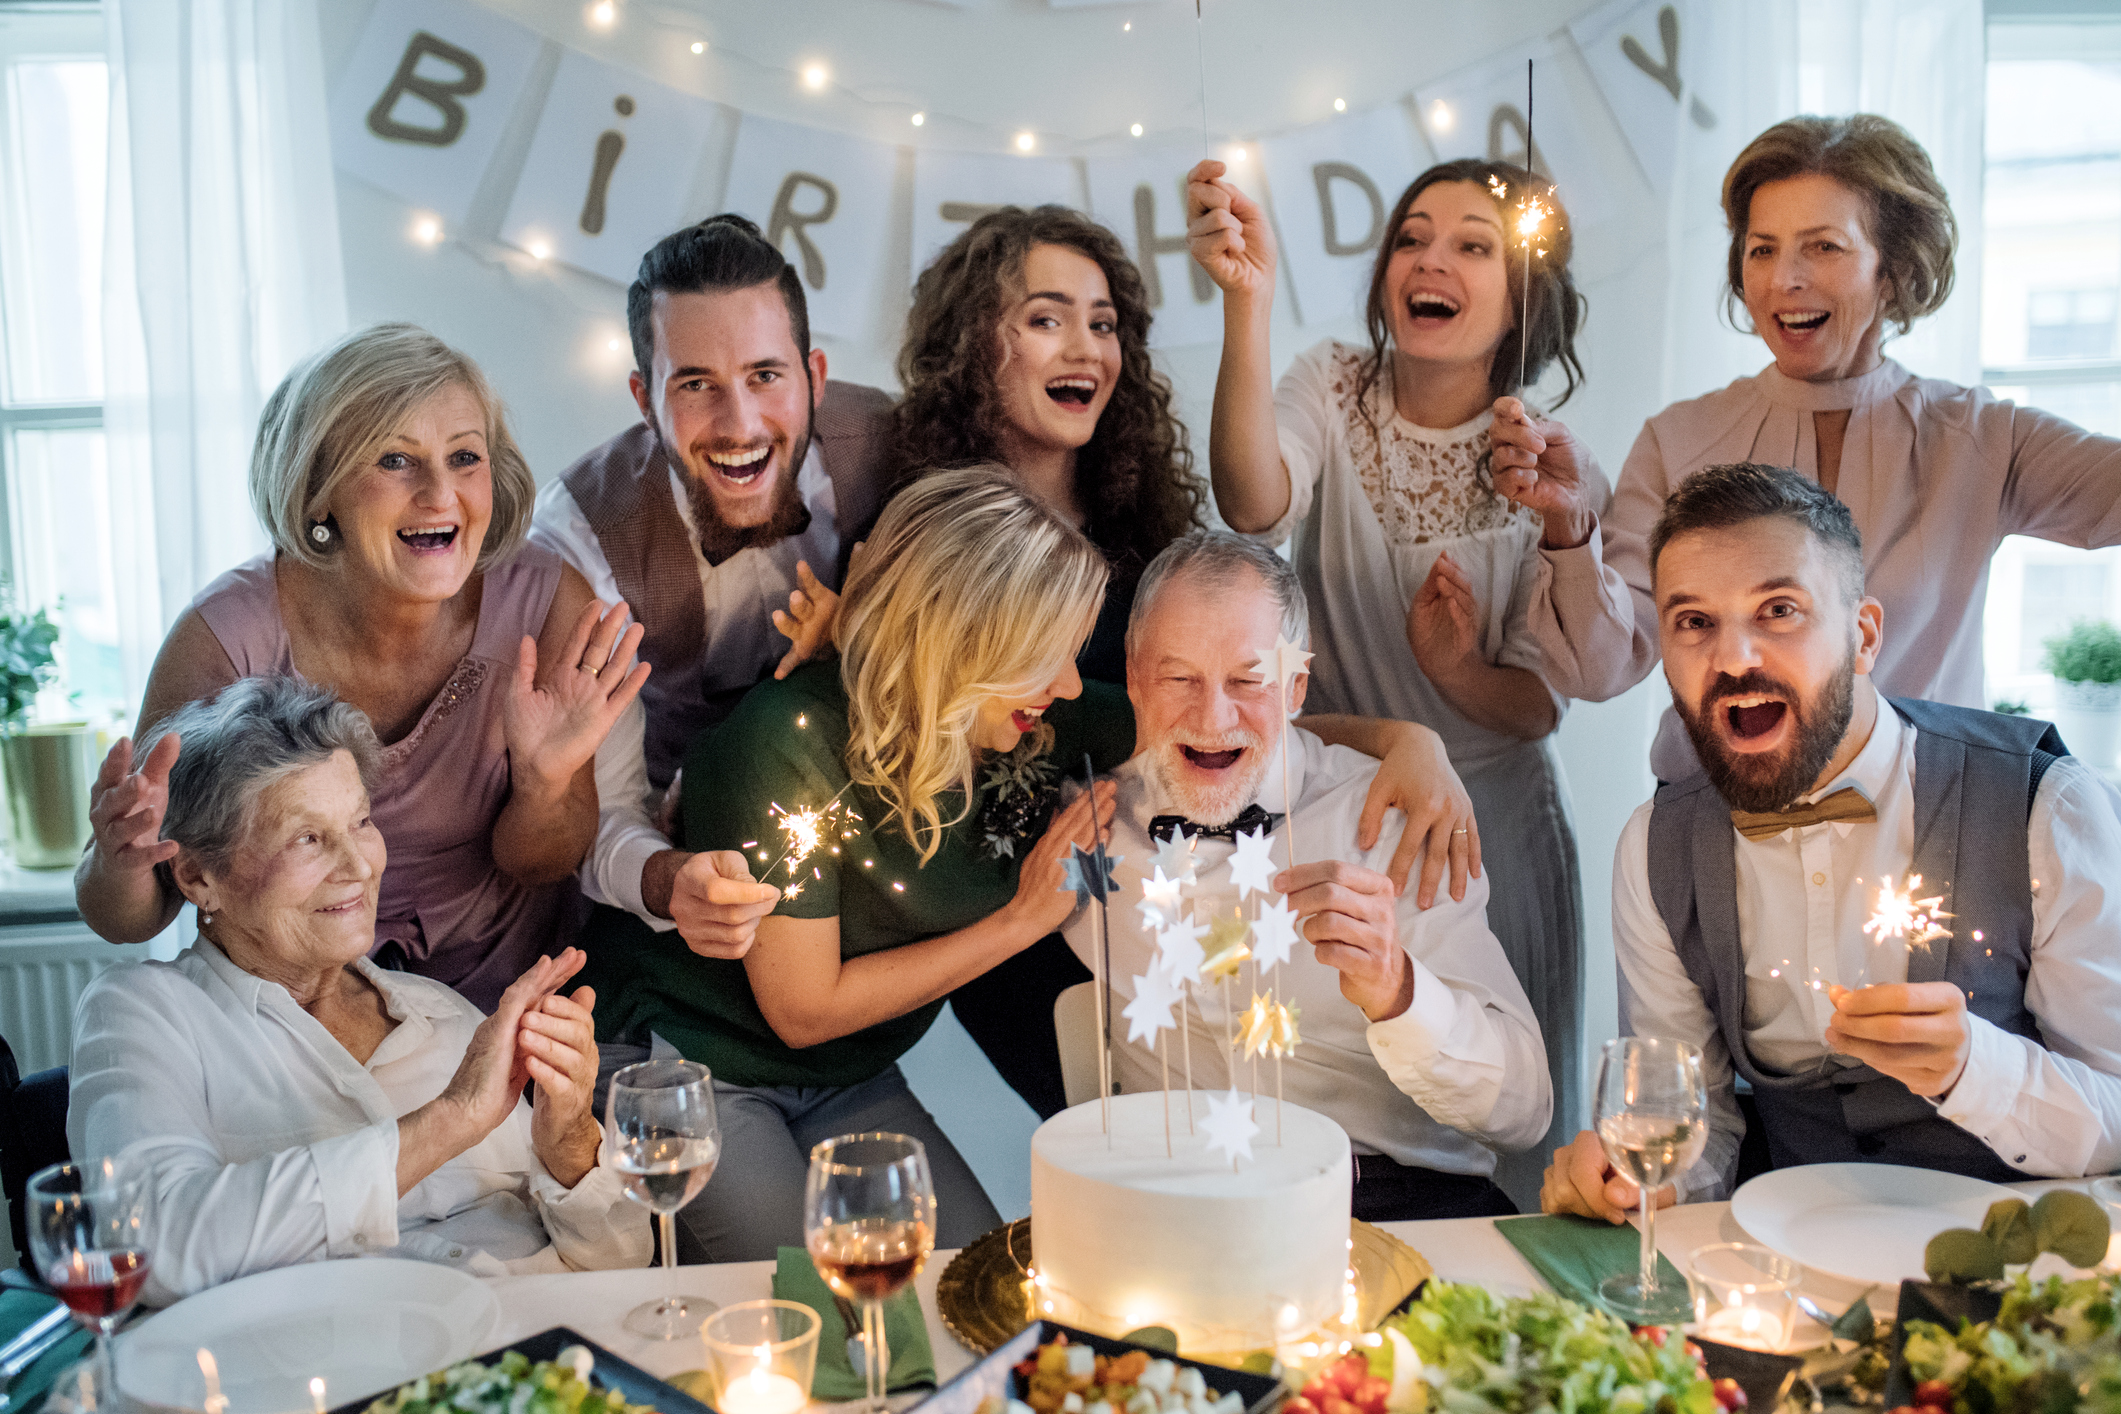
311;1377;329;1414
1697;1301;1784;1351
717;1346;805;1414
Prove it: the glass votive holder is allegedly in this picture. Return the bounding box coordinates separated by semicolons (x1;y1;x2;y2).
702;1300;820;1414
2089;1177;2121;1269
1687;1243;1799;1352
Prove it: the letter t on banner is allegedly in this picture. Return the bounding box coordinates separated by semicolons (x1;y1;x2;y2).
722;113;898;342
327;0;543;230
1255;104;1430;327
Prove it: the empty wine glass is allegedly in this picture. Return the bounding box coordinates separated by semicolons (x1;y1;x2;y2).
802;1134;936;1414
27;1158;153;1408
607;1059;721;1339
1592;1036;1708;1323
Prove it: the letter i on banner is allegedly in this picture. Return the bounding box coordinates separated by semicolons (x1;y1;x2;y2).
722;113;898;342
1254;105;1429;327
1084;146;1225;348
327;0;543;230
501;51;723;285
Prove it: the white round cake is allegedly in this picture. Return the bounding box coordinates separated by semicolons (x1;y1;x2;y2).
1029;1092;1352;1352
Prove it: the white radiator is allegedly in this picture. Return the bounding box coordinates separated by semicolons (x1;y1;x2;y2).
0;923;152;1075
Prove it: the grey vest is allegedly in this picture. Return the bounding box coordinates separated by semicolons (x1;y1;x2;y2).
1647;698;2065;1181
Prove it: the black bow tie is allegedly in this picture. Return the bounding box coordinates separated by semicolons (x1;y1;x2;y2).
1148;803;1283;842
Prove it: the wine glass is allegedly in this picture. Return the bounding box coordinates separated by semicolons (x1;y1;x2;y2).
27;1158;153;1408
803;1134;936;1414
606;1059;721;1339
1592;1036;1708;1323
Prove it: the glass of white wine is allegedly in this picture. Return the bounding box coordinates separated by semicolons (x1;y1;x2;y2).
607;1059;721;1339
802;1134;936;1414
1592;1036;1708;1323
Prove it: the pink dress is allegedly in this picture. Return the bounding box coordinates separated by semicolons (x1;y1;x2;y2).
191;549;569;1011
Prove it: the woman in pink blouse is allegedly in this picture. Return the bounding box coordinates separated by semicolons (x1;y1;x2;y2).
1507;114;2121;780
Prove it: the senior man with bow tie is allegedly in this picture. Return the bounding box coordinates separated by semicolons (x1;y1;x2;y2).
1061;530;1550;1219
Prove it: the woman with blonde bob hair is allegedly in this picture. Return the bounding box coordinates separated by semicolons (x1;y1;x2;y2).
76;323;650;1010
1519;113;2121;782
577;466;1131;1261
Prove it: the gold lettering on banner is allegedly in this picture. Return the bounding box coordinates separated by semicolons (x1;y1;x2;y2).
1132;180;1213;308
771;173;840;288
1620;6;1717;129
1311;162;1385;257
580;95;634;236
367;31;486;146
939;201;1002;226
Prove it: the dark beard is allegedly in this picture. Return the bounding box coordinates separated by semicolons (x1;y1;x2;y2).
1674;658;1855;813
655;410;816;568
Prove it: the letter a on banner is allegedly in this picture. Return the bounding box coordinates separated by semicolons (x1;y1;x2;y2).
328;0;542;228
1412;39;1612;227
500;50;723;286
723;113;897;342
1084;146;1222;348
1256;105;1429;327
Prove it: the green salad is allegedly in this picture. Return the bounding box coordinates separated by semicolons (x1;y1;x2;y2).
364;1349;657;1414
1365;1281;1719;1414
1901;1274;2121;1414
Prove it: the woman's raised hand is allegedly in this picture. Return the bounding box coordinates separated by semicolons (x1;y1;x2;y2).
1008;779;1119;938
1408;552;1483;686
1489;397;1596;549
772;559;840;680
86;734;182;877
521;978;603;1187
505;599;651;793
1187;159;1278;300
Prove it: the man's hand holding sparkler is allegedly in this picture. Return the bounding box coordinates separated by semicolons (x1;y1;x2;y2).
644;849;780;959
1824;982;1972;1097
1489;396;1599;550
1007;780;1118;937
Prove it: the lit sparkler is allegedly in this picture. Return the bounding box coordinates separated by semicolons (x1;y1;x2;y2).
1862;874;1952;952
760;780;860;900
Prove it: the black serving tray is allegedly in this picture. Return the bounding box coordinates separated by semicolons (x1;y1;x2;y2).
1883;1280;2002;1409
1693;1338;1805;1413
911;1321;1285;1414
327;1326;718;1414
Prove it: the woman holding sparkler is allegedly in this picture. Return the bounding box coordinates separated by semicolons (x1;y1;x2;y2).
1517;114;2121;782
892;206;1488;1120
574;467;1133;1262
1187;157;1595;1207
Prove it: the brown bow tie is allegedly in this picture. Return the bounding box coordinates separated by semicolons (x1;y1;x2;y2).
1730;785;1877;841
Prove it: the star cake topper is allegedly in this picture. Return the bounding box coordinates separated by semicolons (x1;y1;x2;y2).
1135;866;1187;929
1249;894;1302;972
1226;823;1279;901
1123;967;1183;1045
1058;842;1123;906
1202;1088;1260;1166
1250;634;1314;692
1148;826;1199;887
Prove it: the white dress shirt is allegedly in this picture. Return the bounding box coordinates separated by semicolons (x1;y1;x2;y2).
1613;704;2121;1200
529;440;839;925
67;942;650;1305
1063;727;1552;1174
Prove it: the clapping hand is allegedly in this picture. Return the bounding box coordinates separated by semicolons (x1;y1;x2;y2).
505;598;650;793
441;950;588;1139
1489;397;1596;548
87;733;182;876
521;975;603;1187
1186;159;1278;299
1408;552;1482;684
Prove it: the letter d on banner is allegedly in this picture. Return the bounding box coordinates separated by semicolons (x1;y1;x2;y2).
1257;105;1428;326
328;0;543;228
1311;162;1384;257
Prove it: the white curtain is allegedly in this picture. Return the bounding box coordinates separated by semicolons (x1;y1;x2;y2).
101;0;348;698
1659;0;1986;411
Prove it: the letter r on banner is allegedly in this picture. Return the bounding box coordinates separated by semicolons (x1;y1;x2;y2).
770;173;840;289
366;31;485;146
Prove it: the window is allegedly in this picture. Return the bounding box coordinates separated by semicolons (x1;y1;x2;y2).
1980;12;2121;713
0;4;114;719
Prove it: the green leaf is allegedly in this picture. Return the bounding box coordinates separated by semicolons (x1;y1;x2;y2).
1121;1326;1179;1355
1983;1198;2038;1265
2032;1189;2111;1267
1925;1228;2005;1283
1236;1351;1280;1376
1831;1293;1877;1344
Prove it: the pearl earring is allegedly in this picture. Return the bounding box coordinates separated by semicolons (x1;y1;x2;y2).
310;521;332;546
201;912;214;926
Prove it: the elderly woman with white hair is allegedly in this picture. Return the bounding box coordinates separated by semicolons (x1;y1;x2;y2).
70;323;737;1011
67;677;650;1304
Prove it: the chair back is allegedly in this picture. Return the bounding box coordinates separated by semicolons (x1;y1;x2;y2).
0;1032;70;1273
1053;982;1100;1109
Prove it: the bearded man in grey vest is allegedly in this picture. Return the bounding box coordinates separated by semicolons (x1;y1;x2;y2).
1544;462;2121;1221
532;215;894;957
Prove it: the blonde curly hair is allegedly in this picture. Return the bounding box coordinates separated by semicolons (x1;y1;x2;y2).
837;466;1108;864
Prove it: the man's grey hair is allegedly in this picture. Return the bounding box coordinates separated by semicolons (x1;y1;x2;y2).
1126;530;1310;657
142;677;382;873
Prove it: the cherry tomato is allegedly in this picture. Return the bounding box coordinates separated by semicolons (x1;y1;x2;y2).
1914;1382;1955;1410
1283;1398;1320;1414
1352;1378;1391;1414
1633;1326;1669;1347
1887;1405;1922;1414
1320;1396;1360;1414
1711;1378;1748;1410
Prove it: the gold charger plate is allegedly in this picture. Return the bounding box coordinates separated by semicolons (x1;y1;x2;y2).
934;1219;1433;1360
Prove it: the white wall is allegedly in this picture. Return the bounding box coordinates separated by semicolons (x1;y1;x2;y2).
319;0;1695;1215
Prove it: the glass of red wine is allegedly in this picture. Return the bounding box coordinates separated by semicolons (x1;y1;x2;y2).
606;1059;721;1340
802;1134;935;1414
27;1158;153;1407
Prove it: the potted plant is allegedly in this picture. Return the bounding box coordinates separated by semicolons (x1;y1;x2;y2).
2043;618;2121;769
0;599;95;868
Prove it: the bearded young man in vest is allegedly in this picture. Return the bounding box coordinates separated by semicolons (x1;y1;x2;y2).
1543;462;2121;1221
531;215;894;957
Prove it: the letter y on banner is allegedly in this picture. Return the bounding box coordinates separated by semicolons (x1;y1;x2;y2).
328;0;542;228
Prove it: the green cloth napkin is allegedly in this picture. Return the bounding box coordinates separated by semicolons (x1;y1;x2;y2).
1495;1214;1692;1323
0;1289;94;1414
772;1247;936;1401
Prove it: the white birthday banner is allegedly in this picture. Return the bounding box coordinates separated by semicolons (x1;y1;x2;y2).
326;0;1712;345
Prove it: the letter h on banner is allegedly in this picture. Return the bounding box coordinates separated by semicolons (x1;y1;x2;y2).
1085;148;1221;349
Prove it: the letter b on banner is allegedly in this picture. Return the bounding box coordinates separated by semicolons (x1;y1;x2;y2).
366;32;484;146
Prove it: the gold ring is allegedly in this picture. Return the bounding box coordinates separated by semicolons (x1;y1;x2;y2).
577;662;599;675
1452;827;1468;835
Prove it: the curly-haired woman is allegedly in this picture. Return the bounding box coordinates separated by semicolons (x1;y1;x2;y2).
1190;156;1605;1205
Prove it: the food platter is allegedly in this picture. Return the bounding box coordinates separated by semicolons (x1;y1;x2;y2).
933;1219;1431;1361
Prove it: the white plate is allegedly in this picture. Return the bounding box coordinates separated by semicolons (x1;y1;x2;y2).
1731;1163;2020;1286
118;1259;501;1414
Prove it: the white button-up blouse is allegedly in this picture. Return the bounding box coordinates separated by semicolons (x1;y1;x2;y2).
66;942;650;1305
